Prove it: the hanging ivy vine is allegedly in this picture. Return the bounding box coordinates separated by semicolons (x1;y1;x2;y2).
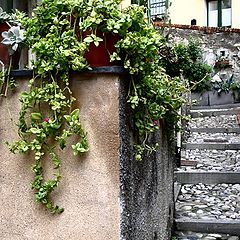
4;0;190;213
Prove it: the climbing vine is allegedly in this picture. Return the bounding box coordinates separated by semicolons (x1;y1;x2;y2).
4;0;190;213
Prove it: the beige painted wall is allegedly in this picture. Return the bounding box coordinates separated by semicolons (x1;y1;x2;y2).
121;0;131;9
169;0;240;28
0;74;121;240
169;0;206;26
232;0;240;28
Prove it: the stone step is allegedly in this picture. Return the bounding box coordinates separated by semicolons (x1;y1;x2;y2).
183;143;240;150
191;103;240;110
175;219;240;236
189;114;238;129
190;108;240;118
186;132;240;145
190;127;240;133
175;183;240;220
174;231;239;240
175;171;240;184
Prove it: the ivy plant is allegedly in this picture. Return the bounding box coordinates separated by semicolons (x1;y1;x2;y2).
6;0;188;213
159;39;213;93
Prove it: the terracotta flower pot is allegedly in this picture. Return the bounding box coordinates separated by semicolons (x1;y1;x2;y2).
0;22;10;67
83;30;121;67
0;22;20;69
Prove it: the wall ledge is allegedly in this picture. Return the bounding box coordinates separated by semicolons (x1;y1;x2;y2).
10;66;127;78
153;22;240;34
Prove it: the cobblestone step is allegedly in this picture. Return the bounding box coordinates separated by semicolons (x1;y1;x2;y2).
183;143;240;150
175;103;240;238
175;183;240;221
190;107;240;118
175;171;240;184
190;128;240;134
175;219;240;236
191;103;240;110
174;181;240;237
189;115;238;129
181;149;240;172
174;231;239;240
186;132;240;144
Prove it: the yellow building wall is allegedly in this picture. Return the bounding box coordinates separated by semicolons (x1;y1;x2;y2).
169;0;239;28
169;0;206;26
121;0;131;9
232;0;240;28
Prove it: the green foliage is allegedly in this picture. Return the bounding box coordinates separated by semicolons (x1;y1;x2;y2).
8;77;88;213
160;39;213;93
211;75;240;94
1;26;25;54
0;8;24;96
6;0;188;212
112;6;187;159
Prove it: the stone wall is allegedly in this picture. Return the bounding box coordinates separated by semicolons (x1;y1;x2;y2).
156;24;240;106
0;69;175;240
160;24;240;91
119;80;175;240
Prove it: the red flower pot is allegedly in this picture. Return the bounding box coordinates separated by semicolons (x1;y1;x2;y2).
0;22;10;67
0;22;20;69
83;30;121;67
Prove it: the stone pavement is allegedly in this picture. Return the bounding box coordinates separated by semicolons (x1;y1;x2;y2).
174;104;240;240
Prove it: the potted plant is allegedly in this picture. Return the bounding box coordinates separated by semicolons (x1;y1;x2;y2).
0;7;24;69
8;0;186;213
0;7;12;68
214;56;232;68
0;8;25;96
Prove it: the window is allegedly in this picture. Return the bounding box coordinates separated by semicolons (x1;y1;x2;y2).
150;0;168;21
207;0;232;27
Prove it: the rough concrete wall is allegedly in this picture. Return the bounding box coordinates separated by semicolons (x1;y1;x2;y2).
0;74;121;240
119;80;174;240
167;28;240;86
0;71;175;240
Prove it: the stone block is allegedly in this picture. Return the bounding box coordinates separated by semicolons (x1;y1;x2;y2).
209;91;234;105
191;92;209;106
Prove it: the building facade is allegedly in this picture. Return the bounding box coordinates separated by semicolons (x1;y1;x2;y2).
150;0;240;28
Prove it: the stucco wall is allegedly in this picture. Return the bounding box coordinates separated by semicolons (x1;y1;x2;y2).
0;73;121;240
0;70;175;240
169;0;206;26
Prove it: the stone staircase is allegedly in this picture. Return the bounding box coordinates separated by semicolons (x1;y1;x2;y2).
174;103;240;240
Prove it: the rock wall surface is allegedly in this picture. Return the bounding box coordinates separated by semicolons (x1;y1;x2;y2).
167;27;240;88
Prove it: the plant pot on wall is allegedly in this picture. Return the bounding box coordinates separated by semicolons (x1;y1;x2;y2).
0;22;10;67
83;30;121;67
0;22;20;69
214;59;231;69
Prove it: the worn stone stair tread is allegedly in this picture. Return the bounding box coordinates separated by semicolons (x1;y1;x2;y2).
175;218;240;235
175;171;240;184
203;138;228;143
190;127;240;133
183;143;240;150
190;108;240;117
191;103;240;110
